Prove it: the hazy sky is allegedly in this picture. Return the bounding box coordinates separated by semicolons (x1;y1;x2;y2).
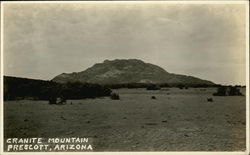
3;2;247;85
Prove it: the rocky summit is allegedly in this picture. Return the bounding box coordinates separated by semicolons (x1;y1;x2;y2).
52;59;215;86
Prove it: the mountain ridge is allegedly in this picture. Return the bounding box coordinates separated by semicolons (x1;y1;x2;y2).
52;59;215;86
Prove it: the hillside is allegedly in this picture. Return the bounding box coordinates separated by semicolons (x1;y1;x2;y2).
4;76;111;101
52;59;215;86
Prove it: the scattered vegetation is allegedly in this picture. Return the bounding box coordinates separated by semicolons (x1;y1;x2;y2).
178;85;184;89
48;96;57;104
207;98;213;102
110;93;120;100
61;82;111;99
177;85;189;89
4;76;111;101
104;83;216;89
213;86;243;96
146;84;161;90
228;87;243;96
4;76;245;102
151;96;156;99
105;83;151;89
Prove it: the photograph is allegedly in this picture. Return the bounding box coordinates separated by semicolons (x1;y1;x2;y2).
0;1;248;153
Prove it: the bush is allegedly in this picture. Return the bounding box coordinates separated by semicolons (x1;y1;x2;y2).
110;93;120;100
177;84;184;89
213;86;243;96
151;96;156;99
213;86;227;96
48;96;56;104
207;98;213;102
229;86;243;96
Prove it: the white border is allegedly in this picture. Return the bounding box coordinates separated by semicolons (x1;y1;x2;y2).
0;1;249;155
1;1;4;154
245;1;249;155
0;0;248;4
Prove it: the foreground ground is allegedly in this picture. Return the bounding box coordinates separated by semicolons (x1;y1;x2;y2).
4;88;246;151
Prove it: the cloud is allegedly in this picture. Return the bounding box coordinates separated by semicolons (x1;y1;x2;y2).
3;2;246;85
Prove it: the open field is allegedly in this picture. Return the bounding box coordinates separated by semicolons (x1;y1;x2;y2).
4;88;246;151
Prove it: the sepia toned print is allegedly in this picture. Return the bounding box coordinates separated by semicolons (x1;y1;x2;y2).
1;1;248;153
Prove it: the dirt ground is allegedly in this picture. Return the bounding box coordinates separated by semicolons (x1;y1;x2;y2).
4;88;246;151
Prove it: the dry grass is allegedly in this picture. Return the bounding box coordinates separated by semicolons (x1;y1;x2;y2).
4;88;246;151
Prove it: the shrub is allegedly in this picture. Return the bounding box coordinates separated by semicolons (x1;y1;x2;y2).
110;93;120;100
213;86;227;96
177;84;184;89
229;86;243;96
48;96;56;104
213;86;243;96
151;96;156;99
207;98;213;102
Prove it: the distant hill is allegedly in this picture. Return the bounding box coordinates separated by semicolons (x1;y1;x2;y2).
4;76;111;101
52;59;215;86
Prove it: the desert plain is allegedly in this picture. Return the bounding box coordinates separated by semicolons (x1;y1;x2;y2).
4;87;246;151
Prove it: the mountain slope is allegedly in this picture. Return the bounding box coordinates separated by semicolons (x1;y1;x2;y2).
52;59;215;86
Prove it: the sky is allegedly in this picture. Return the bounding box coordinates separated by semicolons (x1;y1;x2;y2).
2;2;247;85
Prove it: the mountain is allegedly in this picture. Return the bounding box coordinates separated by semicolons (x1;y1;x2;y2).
52;59;215;86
